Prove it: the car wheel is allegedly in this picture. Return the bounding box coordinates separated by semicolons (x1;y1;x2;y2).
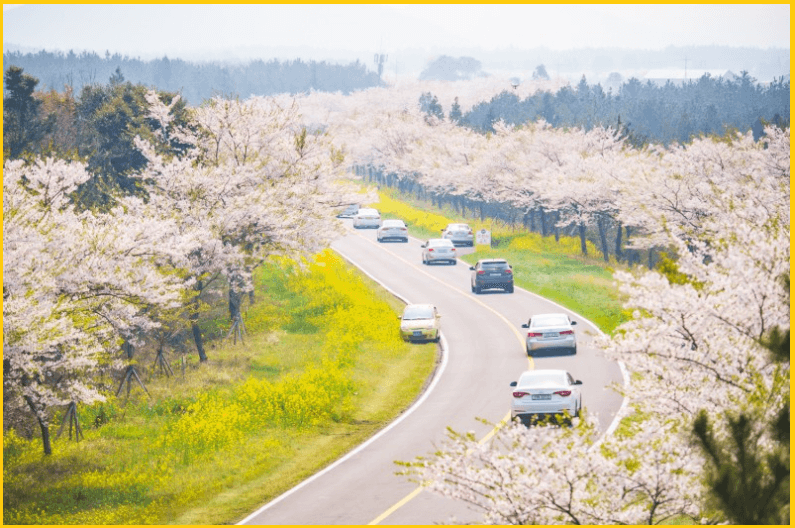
571;346;577;355
422;256;427;265
506;285;514;293
475;284;482;294
526;346;533;357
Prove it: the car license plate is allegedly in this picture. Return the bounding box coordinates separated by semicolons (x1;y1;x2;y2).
489;273;500;276
532;394;552;400
544;332;559;338
413;330;422;336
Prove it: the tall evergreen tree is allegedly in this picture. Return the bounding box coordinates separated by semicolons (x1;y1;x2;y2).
3;66;53;159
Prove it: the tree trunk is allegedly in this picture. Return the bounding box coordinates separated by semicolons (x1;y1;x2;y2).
191;280;208;362
615;221;623;262
25;396;51;455
229;287;242;321
598;216;610;262
540;208;548;237
579;223;588;256
553;211;560;242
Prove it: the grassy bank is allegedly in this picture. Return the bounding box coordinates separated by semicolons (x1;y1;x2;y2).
372;189;629;334
3;250;437;525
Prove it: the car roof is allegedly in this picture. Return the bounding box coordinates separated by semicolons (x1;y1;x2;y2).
382;219;405;224
478;258;508;264
358;208;379;213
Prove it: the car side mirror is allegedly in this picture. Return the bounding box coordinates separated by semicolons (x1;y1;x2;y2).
510;381;517;387
469;266;476;270
521;323;529;328
420;243;426;248
571;321;577;325
573;380;583;385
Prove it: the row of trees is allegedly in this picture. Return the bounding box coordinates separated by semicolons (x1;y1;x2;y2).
441;72;789;146
4;75;363;454
3;49;384;105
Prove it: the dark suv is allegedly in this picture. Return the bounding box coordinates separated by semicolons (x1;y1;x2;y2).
470;259;514;293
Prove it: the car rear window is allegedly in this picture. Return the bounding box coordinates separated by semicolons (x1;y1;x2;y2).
482;261;509;270
403;305;434;319
429;239;454;247
382;220;404;227
532;316;569;327
519;371;567;386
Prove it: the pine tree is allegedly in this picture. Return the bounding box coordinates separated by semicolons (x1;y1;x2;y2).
3;66;53;159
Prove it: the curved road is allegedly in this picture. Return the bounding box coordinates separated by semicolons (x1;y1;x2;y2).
239;221;625;525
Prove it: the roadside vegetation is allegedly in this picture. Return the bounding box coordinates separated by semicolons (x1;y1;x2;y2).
3;251;437;525
374;189;629;334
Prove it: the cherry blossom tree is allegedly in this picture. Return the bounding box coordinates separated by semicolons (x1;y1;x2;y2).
135;92;363;359
3;157;192;454
402;416;705;525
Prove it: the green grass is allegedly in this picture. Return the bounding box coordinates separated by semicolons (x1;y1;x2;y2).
3;252;437;525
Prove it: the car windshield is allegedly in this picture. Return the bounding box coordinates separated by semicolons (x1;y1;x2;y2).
531;315;569;328
482;261;508;270
403;305;434;320
428;239;454;248
519;371;567;386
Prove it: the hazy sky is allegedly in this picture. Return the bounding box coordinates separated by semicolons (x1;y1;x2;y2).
3;3;789;59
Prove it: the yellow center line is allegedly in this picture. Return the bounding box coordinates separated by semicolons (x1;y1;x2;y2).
346;228;531;525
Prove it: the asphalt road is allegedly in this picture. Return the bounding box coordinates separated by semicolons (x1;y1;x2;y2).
239;222;626;525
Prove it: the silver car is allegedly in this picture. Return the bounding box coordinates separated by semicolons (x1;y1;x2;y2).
352;208;382;229
421;238;457;265
336;203;359;218
377;219;409;242
399;303;441;342
510;369;583;423
521;313;578;356
441;223;474;246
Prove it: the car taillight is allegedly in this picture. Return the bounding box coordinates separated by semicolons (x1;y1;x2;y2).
428;248;434;252
528;332;543;337
451;248;456;251
468;230;473;235
400;228;407;231
513;391;529;398
553;390;571;397
505;269;512;274
560;330;574;335
477;270;485;275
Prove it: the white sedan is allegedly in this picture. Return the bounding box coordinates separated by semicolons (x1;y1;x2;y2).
420;238;457;265
352;208;382;229
377;219;409;242
521;313;578;356
510;369;583;424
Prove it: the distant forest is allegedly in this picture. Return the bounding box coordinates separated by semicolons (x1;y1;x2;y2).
427;73;790;146
2;49;384;104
